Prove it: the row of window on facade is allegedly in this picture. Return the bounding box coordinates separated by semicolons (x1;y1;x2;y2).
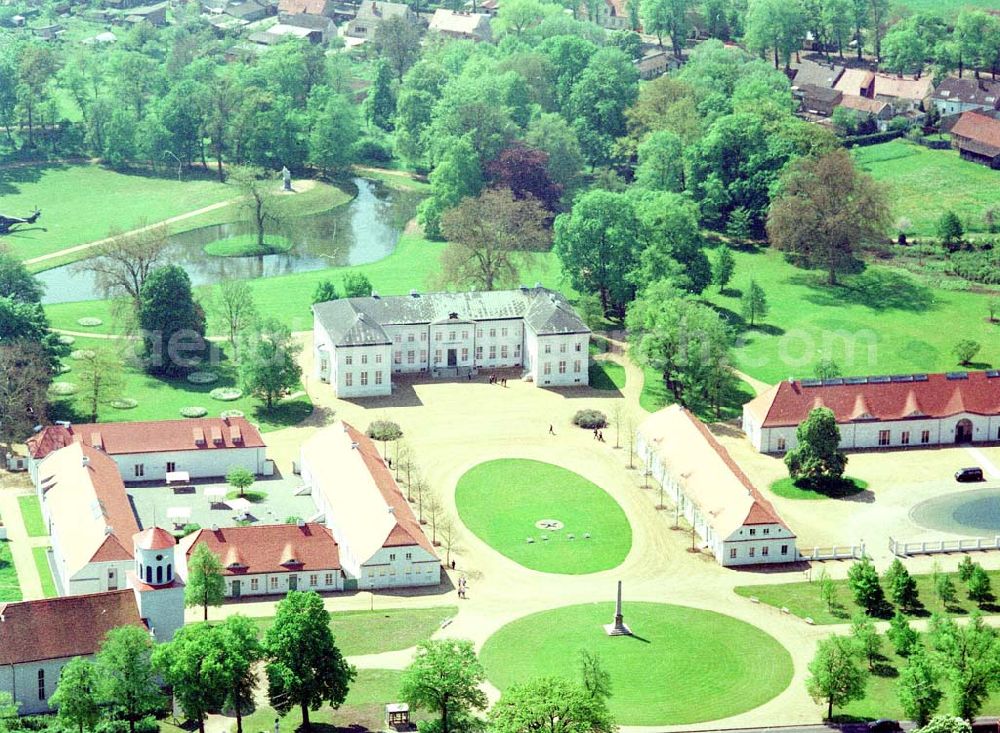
132;461;179;478
344;371;384;387
365;564;437;577
392;326;522;343
729;544;790;559
543;360;584;375
237;572;339;593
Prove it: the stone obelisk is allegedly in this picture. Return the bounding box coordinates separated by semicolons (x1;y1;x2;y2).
603;580;632;636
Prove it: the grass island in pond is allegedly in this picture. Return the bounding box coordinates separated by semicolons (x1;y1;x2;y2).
203;234;293;257
454;459;631;574
480;602;793;726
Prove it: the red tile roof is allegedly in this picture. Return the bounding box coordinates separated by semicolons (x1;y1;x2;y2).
134;527;176;551
343;424;436;554
82;445;141;562
28;417;265;459
746;371;1000;428
278;0;329;14
951;110;1000;156
0;590;143;665
180;523;340;576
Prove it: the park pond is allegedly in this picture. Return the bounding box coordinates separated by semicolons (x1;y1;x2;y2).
38;177;422;304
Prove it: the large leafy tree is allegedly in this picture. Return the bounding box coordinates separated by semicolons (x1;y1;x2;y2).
489;677;615;733
486;143;562;211
553;190;641;318
806;635;868;720
309;93;360;174
635;130;685;193
785;407;848;484
898;649;943;727
138;265;206;377
152;623;226;733
847;555;887;617
768;149;890;286
74;223;170;312
524;113;585;193
639;0;690;56
212;615;263;733
49;657;100;733
418;137;483;240
184;543;226;621
0;341;51;451
96;626;165;733
440;188;551;291
567;47;638;166
929;613;1000;720
0;251;44;303
374;16;424;81
364;59;395;131
630;190;711;295
264;590;356;729
400;639;488;733
744;0;806;69
238;317;302;409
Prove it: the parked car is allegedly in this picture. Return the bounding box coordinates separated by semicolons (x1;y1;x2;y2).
955;467;985;483
868;720;903;733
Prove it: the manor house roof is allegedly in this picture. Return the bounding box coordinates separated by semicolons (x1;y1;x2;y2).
179;523;340;575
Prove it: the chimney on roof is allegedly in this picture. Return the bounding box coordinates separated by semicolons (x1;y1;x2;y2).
351;442;359;449
388;506;395;514
371;290;380;299
82;456;90;467
297;518;306;528
211;524;219;532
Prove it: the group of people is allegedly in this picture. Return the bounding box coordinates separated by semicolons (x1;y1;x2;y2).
593;428;605;442
489;374;507;387
458;575;468;599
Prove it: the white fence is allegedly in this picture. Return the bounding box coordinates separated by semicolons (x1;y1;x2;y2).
890;536;1000;557
801;544;865;561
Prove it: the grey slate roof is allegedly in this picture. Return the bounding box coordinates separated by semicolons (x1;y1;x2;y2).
932;77;1000;109
313;288;589;347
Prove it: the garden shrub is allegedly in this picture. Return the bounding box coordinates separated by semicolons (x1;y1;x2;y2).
180;406;208;418
220;409;245;419
572;409;607;429
49;382;78;396
950;250;1000;284
110;398;138;409
76;317;103;327
69;349;96;360
209;387;242;401
186;371;219;384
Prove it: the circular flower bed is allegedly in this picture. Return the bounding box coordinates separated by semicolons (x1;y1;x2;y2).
57;335;76;346
209;387;242;401
220;409;245;419
76;317;103;327
180;406;208;418
49;382;79;396
186;371;219;385
70;349;97;361
110;398;138;410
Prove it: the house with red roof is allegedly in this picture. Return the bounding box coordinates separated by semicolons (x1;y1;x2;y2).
27;416;271;484
950;110;1000;169
178;522;343;599
742;370;1000;453
300;421;440;589
637;405;797;567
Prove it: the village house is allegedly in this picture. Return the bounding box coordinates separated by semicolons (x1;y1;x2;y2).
579;0;627;30
299;421;441;590
0;529;185;715
179;522;343;598
26;417;271;485
313;287;590;398
276;0;335;18
635;49;681;81
223;0;271;22
950;110;1000;168
836;94;893;128
835;68;933;113
345;0;418;40
428;8;491;41
121;3;168;26
251;19;329;42
931;77;1000;118
787;57;844;89
637;405;798;567
277;11;335;39
796;84;842;116
743;370;1000;453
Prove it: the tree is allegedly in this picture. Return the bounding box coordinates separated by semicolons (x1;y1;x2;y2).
488;677;615;733
806;634;868;720
819;568;838;612
885;558;920;611
138;265;206;377
486;143;562;211
987;297;999;323
494;0;557;35
567;48;639;165
440;188;551;291
936;574;957;609
424;491;443;546
264;590;356;729
310;94;360;174
740;280;769;327
846;555;887;617
635;130;685;193
400;639;488;733
213;615;263;733
640;0;690;56
367;420;403;460
814;358;841;379
227;466;255;498
365;59;395;131
554;190;641;318
918;717;973;733
631;191;712;295
0;341;52;453
230;166;284;250
767;149;890;285
785;407;848;485
0;691;18;730
967;564;992;606
0;250;44;303
957;555;976;582
952;340;981;367
213;279;258;350
374;16;423;81
850;612;882;671
185;543;226;622
78;347;124;423
525;113;585;193
342;271;373;298
152;623;225;733
96;626;165;733
929;613;1000;720
888;611;919;657
75;223;170;311
439;516;461;566
898;649;943;727
238;317;302;409
609;28;643;60
313;279;339;304
882;27;929;76
712;246;735;292
938;211;964;248
49;657;100;733
744;0;807;69
418;138;483;240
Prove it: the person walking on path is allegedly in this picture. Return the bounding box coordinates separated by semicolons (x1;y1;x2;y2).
549;424;555;435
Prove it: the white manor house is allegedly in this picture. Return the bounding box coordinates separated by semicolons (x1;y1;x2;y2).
312;287;591;398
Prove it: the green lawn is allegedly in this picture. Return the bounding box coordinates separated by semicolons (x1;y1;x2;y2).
32;546;57;598
892;0;999;16
770;476;869;500
249;606;456;657
0;164;235;263
700;247;1000;384
480;602;793;726
45;235;571;336
17;495;46;538
734;561;1000;625
354;167;431;193
454;459;632;574
0;540;21;602
588;359;626;391
852;141;1000;236
637;363;755;418
48;337;312;433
